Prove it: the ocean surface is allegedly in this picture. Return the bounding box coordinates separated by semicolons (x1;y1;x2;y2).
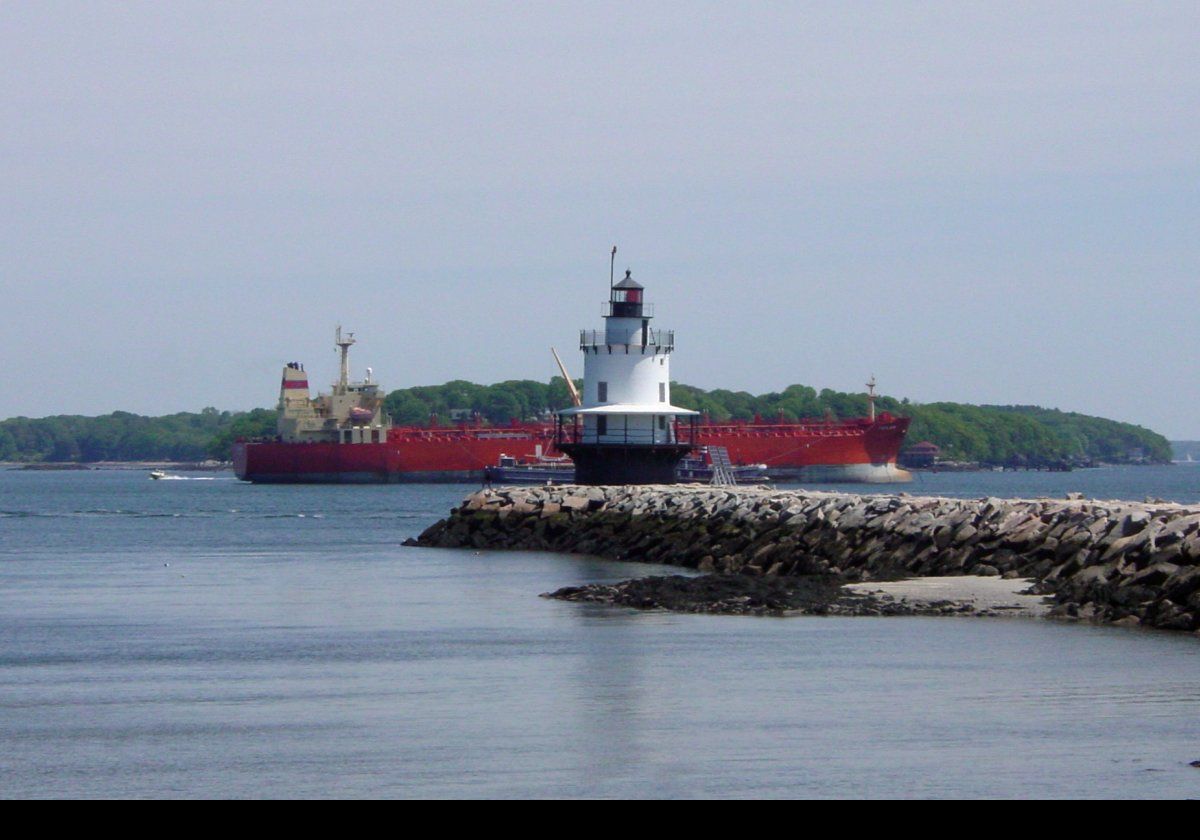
1;465;1199;799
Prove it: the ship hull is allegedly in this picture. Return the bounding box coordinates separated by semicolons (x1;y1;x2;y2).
234;417;911;484
234;431;558;484
700;416;911;482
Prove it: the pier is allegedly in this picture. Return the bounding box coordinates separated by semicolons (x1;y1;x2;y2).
412;485;1200;632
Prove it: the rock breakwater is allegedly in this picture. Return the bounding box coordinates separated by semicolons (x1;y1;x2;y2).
410;485;1200;633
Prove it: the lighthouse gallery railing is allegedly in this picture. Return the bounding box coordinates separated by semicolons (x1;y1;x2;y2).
579;329;674;351
555;415;697;447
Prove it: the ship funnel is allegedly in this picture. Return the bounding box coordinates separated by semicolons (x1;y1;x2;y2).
279;362;312;432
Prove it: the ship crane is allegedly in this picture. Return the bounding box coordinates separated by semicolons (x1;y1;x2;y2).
551;347;582;407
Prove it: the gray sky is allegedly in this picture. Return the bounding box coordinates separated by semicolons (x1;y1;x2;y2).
2;2;1197;436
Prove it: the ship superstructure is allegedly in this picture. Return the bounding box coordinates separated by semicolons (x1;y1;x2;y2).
235;327;559;483
275;327;388;444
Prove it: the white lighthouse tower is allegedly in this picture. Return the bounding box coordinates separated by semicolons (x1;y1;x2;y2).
556;264;698;484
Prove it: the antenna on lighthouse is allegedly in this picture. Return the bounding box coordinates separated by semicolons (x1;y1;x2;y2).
335;326;356;393
610;245;617;292
866;375;877;422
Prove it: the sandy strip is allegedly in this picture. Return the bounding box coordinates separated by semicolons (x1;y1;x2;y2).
843;577;1052;618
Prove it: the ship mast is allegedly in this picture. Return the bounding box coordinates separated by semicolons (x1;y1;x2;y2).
866;375;877;422
335;326;356;394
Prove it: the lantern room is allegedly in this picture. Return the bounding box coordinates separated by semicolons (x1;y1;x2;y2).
608;270;645;318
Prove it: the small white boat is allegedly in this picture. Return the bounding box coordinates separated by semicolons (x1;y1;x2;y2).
149;470;166;480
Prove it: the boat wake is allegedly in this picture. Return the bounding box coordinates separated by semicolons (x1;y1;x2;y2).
156;475;229;481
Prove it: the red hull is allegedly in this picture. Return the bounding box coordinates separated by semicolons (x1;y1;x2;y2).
234;426;559;483
234;416;909;483
699;416;910;468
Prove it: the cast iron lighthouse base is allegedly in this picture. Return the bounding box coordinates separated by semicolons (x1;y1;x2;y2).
558;443;692;485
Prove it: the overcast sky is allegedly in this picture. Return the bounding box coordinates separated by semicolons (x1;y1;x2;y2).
2;2;1197;436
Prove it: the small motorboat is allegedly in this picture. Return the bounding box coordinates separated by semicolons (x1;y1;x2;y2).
484;446;768;486
485;453;575;485
149;470;167;480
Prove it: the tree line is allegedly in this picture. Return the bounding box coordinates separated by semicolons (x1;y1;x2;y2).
0;379;1172;465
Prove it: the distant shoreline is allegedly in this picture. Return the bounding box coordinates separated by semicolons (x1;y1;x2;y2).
908;461;1169;474
2;460;1175;474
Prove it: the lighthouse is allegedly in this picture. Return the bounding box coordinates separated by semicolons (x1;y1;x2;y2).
556;265;698;484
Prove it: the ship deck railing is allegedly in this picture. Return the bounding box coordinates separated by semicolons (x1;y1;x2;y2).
388;426;557;440
696;419;898;434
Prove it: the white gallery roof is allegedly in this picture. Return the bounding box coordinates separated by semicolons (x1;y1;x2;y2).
558;403;699;417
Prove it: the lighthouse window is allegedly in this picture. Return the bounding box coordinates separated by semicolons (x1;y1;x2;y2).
658;416;666;430
596;415;608;436
659;382;666;402
598;382;608;402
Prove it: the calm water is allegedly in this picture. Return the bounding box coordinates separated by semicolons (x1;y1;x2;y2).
1;466;1199;799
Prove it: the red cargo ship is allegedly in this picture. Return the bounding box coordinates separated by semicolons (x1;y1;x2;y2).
696;410;910;483
233;330;910;483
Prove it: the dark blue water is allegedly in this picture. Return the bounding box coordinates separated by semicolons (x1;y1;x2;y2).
1;467;1199;798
